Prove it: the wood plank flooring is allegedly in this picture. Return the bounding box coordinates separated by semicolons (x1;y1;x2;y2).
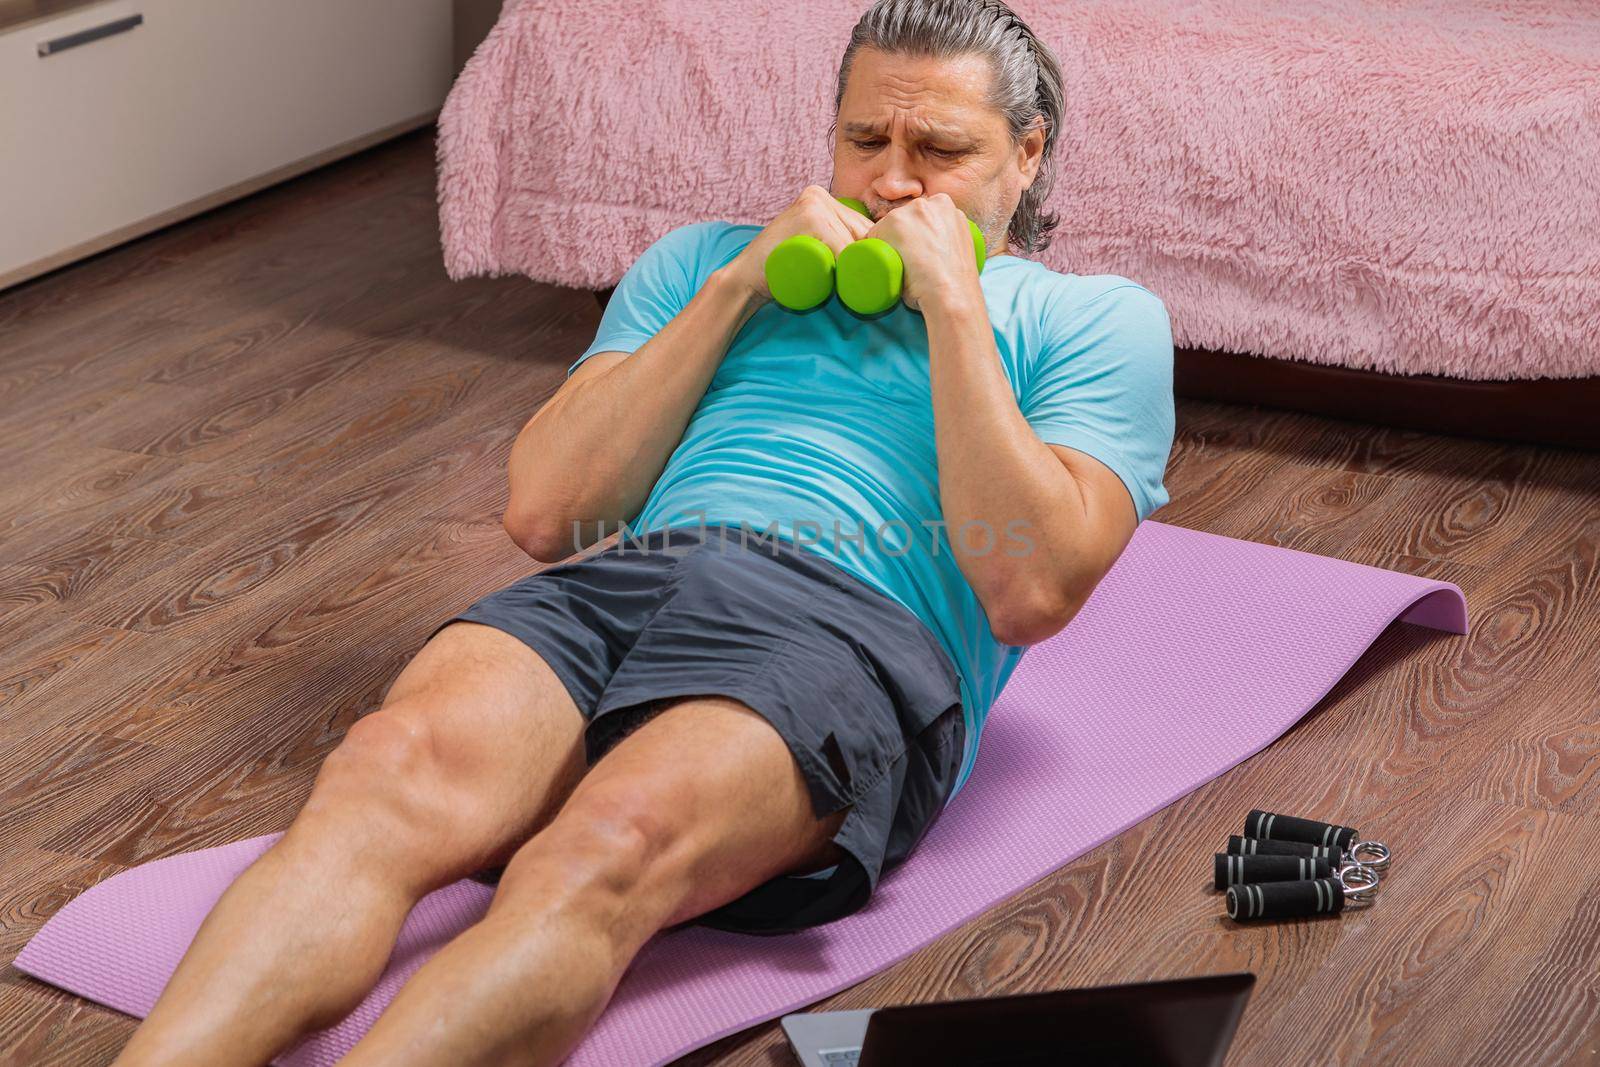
2;127;1597;1066
0;0;114;35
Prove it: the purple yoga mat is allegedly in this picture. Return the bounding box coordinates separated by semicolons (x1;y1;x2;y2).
14;520;1467;1065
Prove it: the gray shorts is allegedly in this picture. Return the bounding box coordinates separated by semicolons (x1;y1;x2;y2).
427;522;964;935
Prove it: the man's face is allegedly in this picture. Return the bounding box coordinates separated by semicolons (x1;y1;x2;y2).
832;46;1044;254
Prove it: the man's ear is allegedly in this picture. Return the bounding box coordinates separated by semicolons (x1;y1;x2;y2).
1017;120;1046;186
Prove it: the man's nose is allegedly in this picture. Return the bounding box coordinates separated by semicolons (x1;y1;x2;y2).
871;145;923;205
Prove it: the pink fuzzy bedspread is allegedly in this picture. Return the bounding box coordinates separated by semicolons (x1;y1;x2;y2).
435;0;1600;381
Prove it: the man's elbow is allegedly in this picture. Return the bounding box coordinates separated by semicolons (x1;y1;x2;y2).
502;512;575;564
987;586;1087;647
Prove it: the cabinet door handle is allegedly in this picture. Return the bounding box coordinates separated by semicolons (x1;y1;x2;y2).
38;13;144;57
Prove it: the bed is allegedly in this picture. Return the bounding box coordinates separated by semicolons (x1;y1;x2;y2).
435;0;1600;449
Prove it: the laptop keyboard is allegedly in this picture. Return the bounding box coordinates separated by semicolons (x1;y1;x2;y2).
818;1048;862;1066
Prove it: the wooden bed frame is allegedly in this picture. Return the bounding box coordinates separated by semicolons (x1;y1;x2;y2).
595;287;1598;453
1175;346;1598;452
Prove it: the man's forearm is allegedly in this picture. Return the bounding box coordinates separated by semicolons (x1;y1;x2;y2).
922;277;1090;644
506;267;763;556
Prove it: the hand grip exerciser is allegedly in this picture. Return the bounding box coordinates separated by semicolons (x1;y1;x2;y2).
1227;835;1344;867
1243;810;1392;872
1213;853;1333;890
1225;865;1379;921
763;195;987;314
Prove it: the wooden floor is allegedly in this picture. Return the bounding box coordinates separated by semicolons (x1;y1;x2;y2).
0;0;112;34
2;127;1597;1066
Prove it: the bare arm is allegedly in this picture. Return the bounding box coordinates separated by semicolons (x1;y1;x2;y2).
866;194;1139;646
503;187;873;562
502;267;763;561
926;272;1137;645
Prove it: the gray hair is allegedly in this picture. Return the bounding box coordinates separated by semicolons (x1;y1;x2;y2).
832;0;1064;254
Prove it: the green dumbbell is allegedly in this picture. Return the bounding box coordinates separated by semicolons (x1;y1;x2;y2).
765;197;988;313
836;216;987;315
764;196;874;311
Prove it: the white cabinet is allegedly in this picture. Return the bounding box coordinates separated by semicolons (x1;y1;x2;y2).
1;0;453;290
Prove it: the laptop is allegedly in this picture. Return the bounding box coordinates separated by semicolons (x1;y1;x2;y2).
781;972;1255;1067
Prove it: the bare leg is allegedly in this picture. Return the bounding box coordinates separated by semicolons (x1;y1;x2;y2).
110;816;432;1067
112;623;590;1066
334;815;659;1067
339;696;849;1067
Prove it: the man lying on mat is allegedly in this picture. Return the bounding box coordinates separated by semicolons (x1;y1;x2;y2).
112;2;1174;1065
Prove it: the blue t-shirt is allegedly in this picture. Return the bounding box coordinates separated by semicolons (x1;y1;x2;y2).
571;221;1175;799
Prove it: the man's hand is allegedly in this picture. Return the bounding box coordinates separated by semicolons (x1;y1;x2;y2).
724;186;874;306
864;193;980;313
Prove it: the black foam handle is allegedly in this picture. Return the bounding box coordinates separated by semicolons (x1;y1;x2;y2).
1213;854;1332;890
1227;835;1344;866
1226;878;1346;921
1245;809;1357;851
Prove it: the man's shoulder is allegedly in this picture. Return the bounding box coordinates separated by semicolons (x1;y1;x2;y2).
1008;268;1172;387
1021;269;1168;341
1020;265;1162;311
652;219;760;265
625;220;760;293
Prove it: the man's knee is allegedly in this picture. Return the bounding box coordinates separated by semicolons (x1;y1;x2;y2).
499;781;672;904
316;711;439;796
298;709;459;863
491;760;841;938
